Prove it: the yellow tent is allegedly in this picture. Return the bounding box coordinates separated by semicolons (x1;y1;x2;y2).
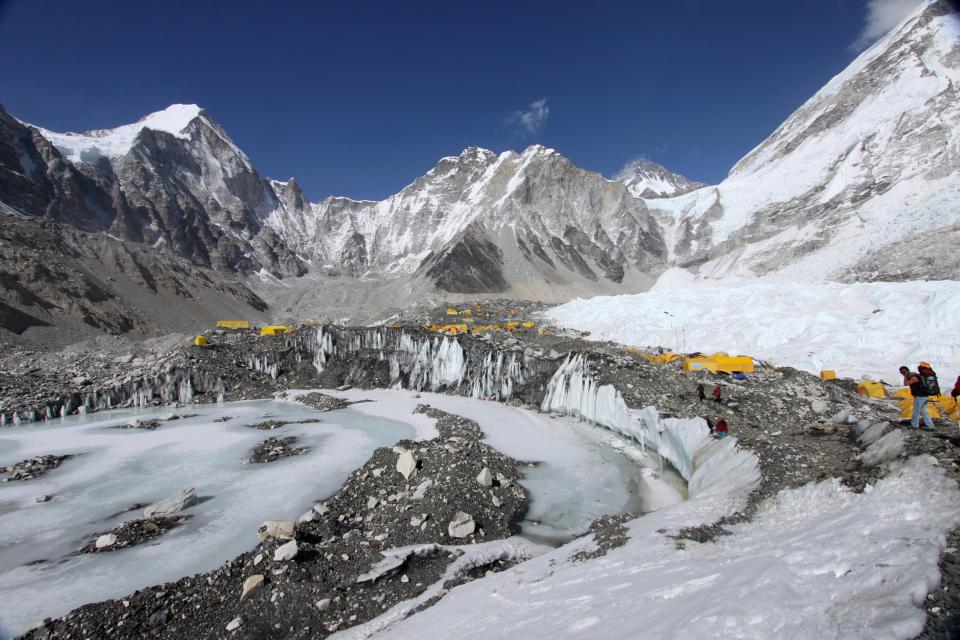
856;380;886;398
820;370;837;380
446;307;459;315
893;388;943;419
441;324;468;335
933;395;958;419
260;325;292;336
683;356;755;374
505;321;536;331
470;324;501;334
193;335;208;346
216;320;250;329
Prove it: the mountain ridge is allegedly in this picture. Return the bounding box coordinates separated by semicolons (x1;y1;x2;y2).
1;0;958;342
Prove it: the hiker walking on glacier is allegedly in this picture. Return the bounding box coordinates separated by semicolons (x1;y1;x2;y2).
697;383;706;402
713;385;722;403
899;365;935;430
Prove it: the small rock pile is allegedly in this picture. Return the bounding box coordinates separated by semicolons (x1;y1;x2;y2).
248;419;318;431
82;516;192;554
1;454;73;482
114;419;160;430
246;437;311;464
295;392;350;412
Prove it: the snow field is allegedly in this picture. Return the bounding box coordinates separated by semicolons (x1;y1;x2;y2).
547;278;960;382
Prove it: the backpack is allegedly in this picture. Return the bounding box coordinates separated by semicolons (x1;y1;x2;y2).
918;365;941;396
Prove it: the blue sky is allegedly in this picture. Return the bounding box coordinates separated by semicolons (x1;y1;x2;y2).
0;0;926;201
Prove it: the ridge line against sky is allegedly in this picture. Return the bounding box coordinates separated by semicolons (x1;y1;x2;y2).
0;0;930;201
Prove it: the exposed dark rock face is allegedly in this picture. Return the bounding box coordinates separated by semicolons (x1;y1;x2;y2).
423;224;508;293
0;214;267;345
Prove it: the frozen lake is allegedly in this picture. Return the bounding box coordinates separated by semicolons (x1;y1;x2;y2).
0;391;681;636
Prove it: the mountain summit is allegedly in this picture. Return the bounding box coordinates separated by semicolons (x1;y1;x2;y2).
615;159;706;199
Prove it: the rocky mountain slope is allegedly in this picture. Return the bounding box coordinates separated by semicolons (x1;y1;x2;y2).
0;214;267;348
648;0;960;282
268;145;668;296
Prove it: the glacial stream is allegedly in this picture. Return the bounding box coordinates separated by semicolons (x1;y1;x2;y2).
0;391;683;636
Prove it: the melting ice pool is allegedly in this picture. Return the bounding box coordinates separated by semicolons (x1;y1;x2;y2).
0;391;682;635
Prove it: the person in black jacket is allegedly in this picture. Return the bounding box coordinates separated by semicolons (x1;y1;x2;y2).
899;365;935;430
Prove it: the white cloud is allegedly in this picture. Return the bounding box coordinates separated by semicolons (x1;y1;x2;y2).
854;0;927;50
505;98;549;136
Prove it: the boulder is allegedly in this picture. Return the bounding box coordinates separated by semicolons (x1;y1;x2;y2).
274;540;298;562
448;512;476;538
95;533;118;549
396;449;418;480
240;575;264;601
226;617;241;632
143;487;198;518
411;479;433;500
476;467;493;487
828;409;850;424
258;520;295;542
810;399;829;414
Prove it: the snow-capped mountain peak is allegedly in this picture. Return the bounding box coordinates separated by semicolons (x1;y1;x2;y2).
616;159;706;198
34;104;204;164
646;0;960;282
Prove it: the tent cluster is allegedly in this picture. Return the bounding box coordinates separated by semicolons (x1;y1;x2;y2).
824;368;959;423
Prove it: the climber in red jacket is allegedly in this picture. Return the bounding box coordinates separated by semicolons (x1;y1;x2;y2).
715;418;729;439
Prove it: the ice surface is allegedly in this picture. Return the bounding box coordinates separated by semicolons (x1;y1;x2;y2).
548;278;960;381
0;399;413;635
340;456;960;640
